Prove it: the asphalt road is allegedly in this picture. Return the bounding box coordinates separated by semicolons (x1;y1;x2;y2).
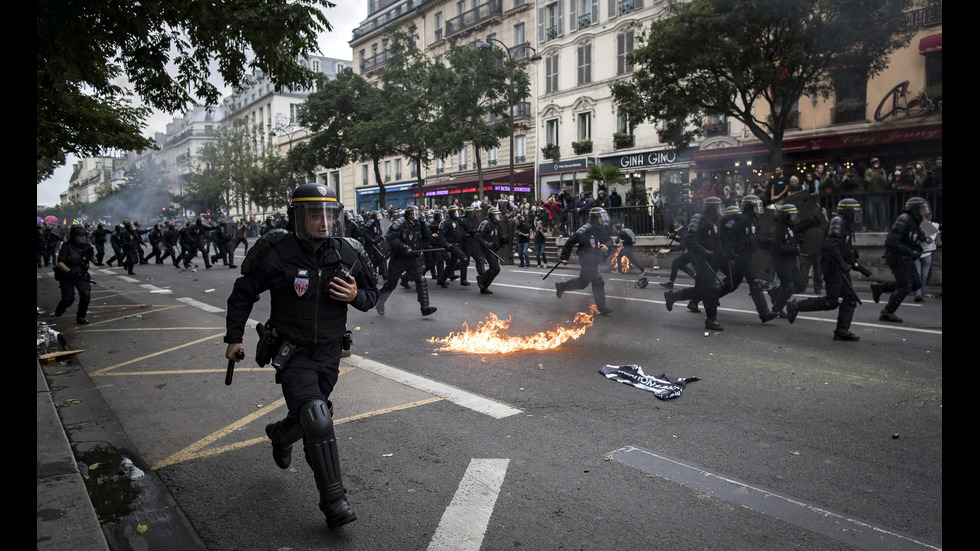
40;250;942;551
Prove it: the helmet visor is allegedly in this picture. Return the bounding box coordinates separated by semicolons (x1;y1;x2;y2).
293;202;343;241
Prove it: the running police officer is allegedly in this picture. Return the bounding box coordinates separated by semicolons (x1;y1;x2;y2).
556;206;614;315
375;205;437;317
872;196;930;322
224;183;378;530
787;198;864;340
54;225;97;324
475;207;504;294
665;197;724;330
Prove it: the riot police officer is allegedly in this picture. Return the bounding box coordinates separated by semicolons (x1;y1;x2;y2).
376;206;437;317
54;225;97;324
787;198;863;340
556;206;614;315
718;195;778;323
224;183;378;530
437;206;471;287
475;207;504;294
872;197;930;322
665;197;724;330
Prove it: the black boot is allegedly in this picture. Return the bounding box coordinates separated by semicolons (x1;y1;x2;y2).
265;418;304;469
300;400;356;530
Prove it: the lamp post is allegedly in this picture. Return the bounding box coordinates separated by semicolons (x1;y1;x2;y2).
477;37;540;201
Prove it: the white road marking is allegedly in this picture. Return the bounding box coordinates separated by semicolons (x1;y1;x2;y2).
176;297;225;314
428;458;510;551
141;284;172;294
345;355;521;419
609;446;940;551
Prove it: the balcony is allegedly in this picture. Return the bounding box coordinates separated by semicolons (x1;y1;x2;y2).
613;133;634;149
445;0;502;38
578;14;594;29
361;50;392;73
619;0;635;16
572;140;592;155
514;101;531;121
702;119;730;137
542;144;560;160
509;41;531;61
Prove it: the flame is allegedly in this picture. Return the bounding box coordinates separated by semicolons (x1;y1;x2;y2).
429;306;599;354
609;246;632;273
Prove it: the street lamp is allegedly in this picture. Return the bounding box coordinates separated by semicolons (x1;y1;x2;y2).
477;37;541;201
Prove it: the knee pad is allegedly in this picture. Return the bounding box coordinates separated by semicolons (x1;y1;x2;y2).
300;399;334;438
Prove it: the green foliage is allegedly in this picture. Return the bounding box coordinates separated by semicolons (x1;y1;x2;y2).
580;163;624;190
611;0;912;165
429;38;530;198
37;0;335;182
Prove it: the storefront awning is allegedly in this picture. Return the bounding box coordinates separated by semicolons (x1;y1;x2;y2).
919;33;942;54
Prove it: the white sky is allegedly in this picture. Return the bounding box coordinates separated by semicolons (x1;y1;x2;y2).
37;2;369;207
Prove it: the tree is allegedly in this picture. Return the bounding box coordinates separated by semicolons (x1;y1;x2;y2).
378;25;441;204
579;163;625;192
611;0;913;166
37;0;334;182
290;68;398;208
432;39;531;201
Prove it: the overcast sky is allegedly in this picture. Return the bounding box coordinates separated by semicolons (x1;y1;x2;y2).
37;2;369;207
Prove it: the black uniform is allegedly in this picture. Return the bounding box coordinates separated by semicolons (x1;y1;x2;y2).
474;217;503;293
225;232;378;527
54;229;95;323
665;209;724;329
120;224;141;274
376;215;436;316
91;224;108;265
556;220;614;314
145;224;164;264
718;209;776;321
437;213;470;286
789;215;861;339
875;211;925;321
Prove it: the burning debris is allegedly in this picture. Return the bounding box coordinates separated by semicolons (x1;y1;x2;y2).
609;246;632;273
429;306;599;354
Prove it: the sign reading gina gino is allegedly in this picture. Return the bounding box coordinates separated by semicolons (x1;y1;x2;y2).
601;148;694;170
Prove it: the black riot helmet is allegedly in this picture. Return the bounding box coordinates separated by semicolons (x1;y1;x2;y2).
448;205;461;219
702;196;723;219
488;207;502;222
741;194;763;215
589;207;610;226
288;183;344;241
780;203;799;223
69;225;87;243
404;205;420;222
836;198;861;222
904;196;931;219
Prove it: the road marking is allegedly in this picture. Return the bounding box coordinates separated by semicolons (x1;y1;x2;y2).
90;333;225;375
608;446;940;551
176;297;225;313
152;396;443;470
119;275;139;283
79;327;223;332
491;282;942;335
141;284;173;294
428;458;510;551
345;354;522;419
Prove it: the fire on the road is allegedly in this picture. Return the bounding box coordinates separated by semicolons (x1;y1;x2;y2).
609;246;631;273
429;306;598;354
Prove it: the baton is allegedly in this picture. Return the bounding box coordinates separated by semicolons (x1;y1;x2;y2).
838;265;863;306
225;349;245;386
486;249;503;262
542;262;562;280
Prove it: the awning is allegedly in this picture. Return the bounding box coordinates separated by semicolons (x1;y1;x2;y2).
421;169;534;192
919;34;942;54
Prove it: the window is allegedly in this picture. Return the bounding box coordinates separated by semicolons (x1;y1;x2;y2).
616;111;631;134
290;103;301;124
460;146;468;170
435;12;443;40
546;118;559;146
545;54;559;93
617;29;634;75
571;0;598;32
395;159;402;180
514;22;525;46
577;112;591;141
832;74;867;124
577;42;592;85
538;2;563;43
436;158;445;174
488;147;498;166
515;135;527;162
311;59;321;72
385;160;391;181
362;165;369;185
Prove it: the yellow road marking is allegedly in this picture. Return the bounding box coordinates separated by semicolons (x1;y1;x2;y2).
152;397;443;470
90;332;225;375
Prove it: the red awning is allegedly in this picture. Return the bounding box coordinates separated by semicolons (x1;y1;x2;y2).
919;34;942;54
